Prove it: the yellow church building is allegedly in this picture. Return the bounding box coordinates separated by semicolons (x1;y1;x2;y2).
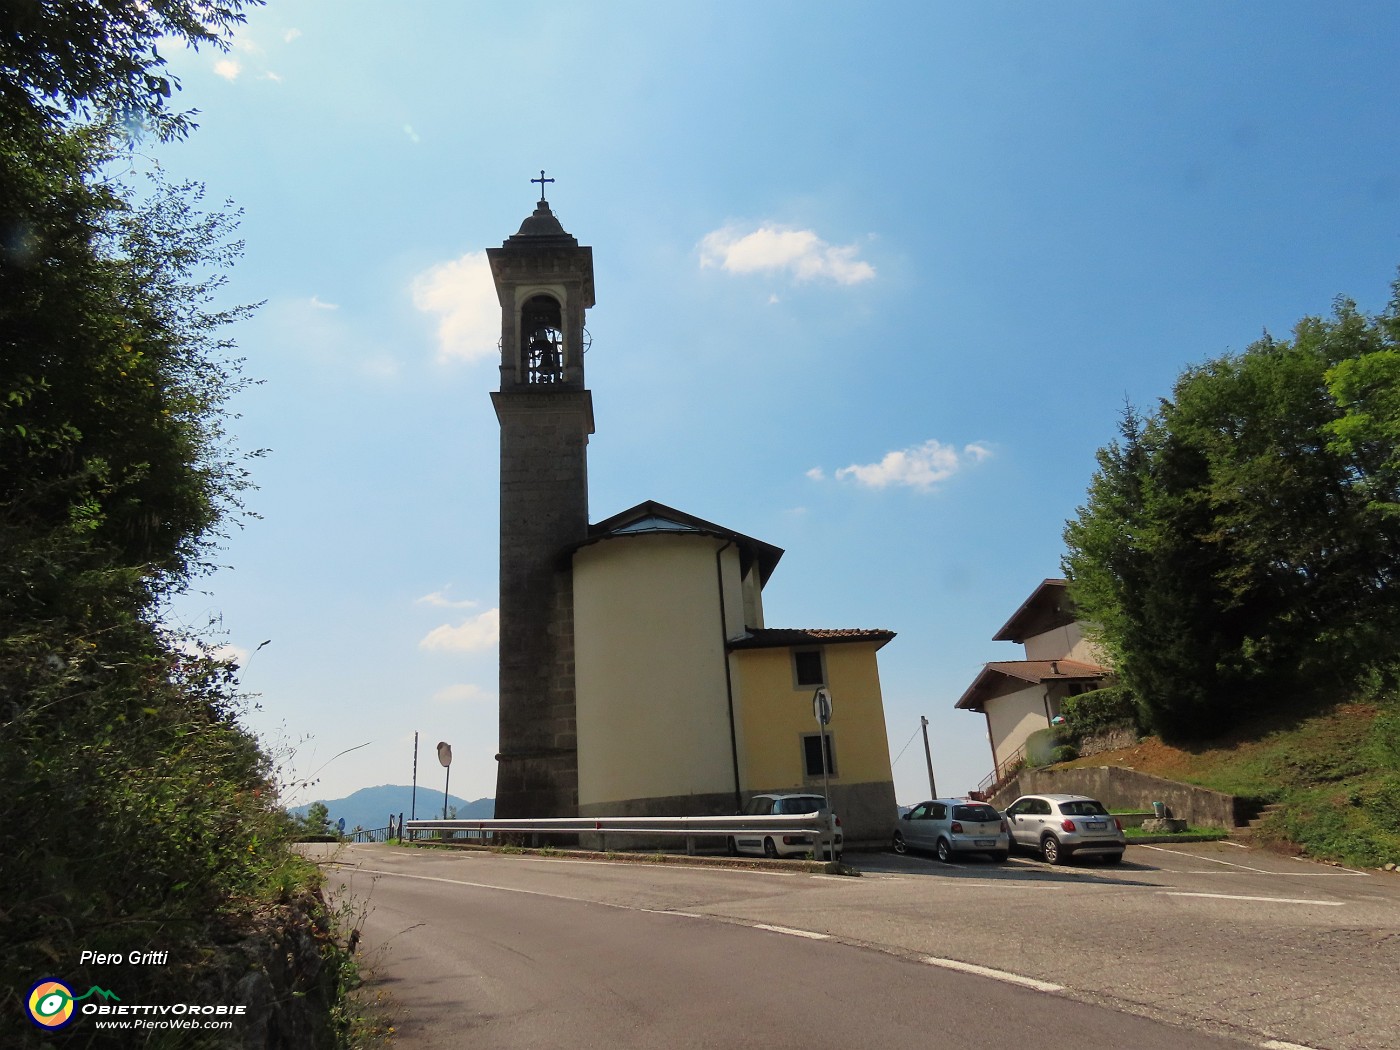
488;183;897;846
572;501;898;844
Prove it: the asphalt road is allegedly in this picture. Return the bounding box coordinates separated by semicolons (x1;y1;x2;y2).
313;842;1400;1050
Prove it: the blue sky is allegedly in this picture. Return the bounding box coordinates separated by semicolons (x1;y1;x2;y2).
154;2;1400;809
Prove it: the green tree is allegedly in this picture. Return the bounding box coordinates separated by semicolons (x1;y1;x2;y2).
1325;283;1400;518
300;802;334;837
1064;288;1400;739
0;0;256;138
0;4;333;1038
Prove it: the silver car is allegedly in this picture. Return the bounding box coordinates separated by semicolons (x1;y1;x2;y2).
1003;793;1126;865
892;799;1010;862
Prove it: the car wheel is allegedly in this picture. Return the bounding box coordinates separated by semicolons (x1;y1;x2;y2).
1101;852;1123;865
763;836;779;859
1041;835;1065;865
991;851;1010;863
892;832;907;855
726;836;738;856
936;838;954;863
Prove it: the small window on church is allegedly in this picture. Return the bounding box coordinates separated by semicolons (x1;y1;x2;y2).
802;733;837;778
793;648;825;688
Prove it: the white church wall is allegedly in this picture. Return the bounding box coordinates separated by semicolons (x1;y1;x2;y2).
572;533;739;810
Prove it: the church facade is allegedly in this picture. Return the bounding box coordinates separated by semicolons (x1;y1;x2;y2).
489;189;898;845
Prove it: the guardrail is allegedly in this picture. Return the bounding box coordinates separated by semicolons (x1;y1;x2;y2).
403;812;840;859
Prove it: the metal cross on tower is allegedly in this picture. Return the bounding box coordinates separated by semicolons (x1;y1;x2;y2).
531;169;555;201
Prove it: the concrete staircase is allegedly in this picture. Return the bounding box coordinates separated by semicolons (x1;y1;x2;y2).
1230;802;1284;842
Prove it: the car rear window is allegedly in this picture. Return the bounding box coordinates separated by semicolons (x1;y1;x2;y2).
1058;800;1109;816
774;796;825;814
952;804;1000;822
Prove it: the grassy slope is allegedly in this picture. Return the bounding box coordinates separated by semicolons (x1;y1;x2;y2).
1059;697;1400;867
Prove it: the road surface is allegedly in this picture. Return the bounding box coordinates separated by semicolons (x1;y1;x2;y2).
312;842;1400;1049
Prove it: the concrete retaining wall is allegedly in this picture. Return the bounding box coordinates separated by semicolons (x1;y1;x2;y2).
989;765;1244;828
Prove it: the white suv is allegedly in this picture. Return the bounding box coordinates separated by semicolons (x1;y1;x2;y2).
1003;793;1126;864
729;793;843;861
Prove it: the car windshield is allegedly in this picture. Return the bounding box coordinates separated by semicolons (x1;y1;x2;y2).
1058;800;1109;817
773;796;825;814
952;804;1000;822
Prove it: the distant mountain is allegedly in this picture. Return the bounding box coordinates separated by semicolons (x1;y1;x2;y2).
287;784;494;832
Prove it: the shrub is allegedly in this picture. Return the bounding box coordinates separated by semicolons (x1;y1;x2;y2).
1063;685;1141;736
1025;725;1076;767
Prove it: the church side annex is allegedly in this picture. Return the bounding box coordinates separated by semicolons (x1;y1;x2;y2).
489;181;897;845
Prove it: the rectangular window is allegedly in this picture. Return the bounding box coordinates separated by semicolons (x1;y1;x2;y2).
802;733;837;778
793;648;825;688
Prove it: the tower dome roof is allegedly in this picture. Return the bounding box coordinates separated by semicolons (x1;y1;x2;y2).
505;199;578;247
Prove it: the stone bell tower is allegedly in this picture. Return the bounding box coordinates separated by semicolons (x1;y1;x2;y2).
488;175;595;818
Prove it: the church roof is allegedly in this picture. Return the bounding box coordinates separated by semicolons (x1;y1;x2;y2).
954;658;1109;711
571;500;785;586
503;198;579;247
992;578;1077;642
728;627;896;651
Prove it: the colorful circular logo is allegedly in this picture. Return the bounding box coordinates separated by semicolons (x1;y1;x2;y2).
27;979;76;1029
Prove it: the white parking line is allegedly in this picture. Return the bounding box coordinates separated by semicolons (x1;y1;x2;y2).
1139;844;1369;876
1138;844;1278;873
921;956;1063;993
1161;892;1343;906
1261;1040;1322;1050
753;924;830;940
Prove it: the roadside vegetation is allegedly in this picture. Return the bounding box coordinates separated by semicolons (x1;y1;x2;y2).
1047;283;1400;868
1;3;363;1045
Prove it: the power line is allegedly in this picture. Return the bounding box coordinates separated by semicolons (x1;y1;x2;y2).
890;721;922;766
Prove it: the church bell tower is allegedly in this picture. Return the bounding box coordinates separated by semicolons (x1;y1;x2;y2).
489;175;594;818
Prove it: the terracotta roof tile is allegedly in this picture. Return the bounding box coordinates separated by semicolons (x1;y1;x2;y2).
955;659;1110;711
728;627;896;651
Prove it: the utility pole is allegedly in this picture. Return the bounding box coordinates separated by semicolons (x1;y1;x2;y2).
410;732;419;820
921;716;938;798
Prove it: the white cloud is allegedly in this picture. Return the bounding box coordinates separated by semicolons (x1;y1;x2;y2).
212;643;252;665
420;608;499;652
431;683;492;705
411;251;499;363
213;59;242;81
404;124;421;144
805;467;826;481
699;223;875;285
265;296;400;380
826;440;993;492
416;589;479;610
284;28;302;43
262;71;283;83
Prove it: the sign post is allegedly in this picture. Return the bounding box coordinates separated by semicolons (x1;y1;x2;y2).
812;688;834;860
437;741;453;821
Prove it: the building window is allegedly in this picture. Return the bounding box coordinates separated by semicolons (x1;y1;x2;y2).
802;733;837;778
793;648;825;688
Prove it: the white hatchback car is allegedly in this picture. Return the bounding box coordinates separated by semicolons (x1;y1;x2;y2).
729;793;843;861
892;799;1010;862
